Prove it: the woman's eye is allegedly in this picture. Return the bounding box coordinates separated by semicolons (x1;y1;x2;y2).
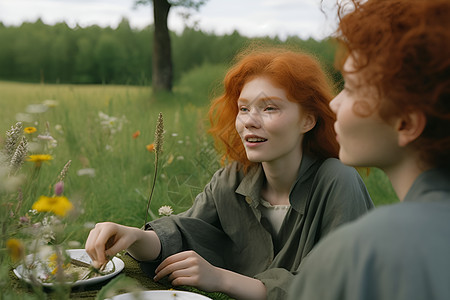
239;106;249;112
265;106;277;111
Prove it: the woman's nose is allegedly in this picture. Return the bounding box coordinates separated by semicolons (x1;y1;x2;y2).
242;110;262;128
329;92;342;114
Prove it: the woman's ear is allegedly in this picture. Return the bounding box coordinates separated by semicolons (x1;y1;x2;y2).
301;113;317;134
396;110;427;147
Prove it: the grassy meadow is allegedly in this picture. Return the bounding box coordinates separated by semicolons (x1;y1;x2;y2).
0;65;398;297
0;66;399;243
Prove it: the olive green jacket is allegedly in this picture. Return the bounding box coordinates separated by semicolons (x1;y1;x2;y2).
145;155;374;299
289;168;450;300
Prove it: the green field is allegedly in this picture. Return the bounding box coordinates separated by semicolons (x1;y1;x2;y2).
0;76;398;297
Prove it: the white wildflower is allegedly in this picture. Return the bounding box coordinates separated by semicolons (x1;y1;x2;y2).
83;222;96;229
158;205;173;217
54;124;64;134
68;240;82;248
42;99;59;107
77;168;96;177
26;104;48;114
15;113;34;122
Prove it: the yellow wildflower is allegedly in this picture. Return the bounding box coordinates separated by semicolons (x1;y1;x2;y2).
146;143;155;152
24;127;37;134
32;195;73;217
48;253;70;275
26;154;53;167
6;238;25;262
167;154;174;165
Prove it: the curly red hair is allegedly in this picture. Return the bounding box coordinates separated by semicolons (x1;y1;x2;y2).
335;0;450;169
208;46;339;171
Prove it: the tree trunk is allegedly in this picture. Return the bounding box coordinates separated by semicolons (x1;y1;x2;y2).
152;0;173;92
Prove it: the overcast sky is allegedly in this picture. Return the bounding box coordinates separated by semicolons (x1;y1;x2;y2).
0;0;337;40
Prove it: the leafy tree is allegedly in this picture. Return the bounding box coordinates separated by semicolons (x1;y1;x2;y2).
135;0;208;93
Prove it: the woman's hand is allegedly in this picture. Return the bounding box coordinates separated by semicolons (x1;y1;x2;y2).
154;250;267;299
154;250;222;292
85;222;139;268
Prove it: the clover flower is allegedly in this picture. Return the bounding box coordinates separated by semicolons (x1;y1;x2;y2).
32;195;73;217
158;205;173;217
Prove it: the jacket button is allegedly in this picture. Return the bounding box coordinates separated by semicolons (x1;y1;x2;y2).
245;196;252;204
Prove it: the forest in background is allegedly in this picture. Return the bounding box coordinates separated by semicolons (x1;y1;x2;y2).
0;18;341;86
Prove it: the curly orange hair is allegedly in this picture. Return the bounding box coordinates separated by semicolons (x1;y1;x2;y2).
208;47;339;171
335;0;450;169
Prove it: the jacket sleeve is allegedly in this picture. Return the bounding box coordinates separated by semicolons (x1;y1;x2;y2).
254;268;295;299
312;158;374;239
144;167;232;268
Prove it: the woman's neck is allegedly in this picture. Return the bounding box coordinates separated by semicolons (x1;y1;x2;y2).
261;157;302;206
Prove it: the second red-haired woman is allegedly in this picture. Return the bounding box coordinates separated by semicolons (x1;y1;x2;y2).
85;47;373;299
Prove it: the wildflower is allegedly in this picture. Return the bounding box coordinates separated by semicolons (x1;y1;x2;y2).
48;253;70;275
6;238;25;262
54;124;64;134
37;134;56;141
146;144;155;152
5;122;23;158
57;160;72;182
15;113;34;123
132;130;141;139
145;113;165;225
68;240;81;248
166;154;174;165
154;113;164;154
77;168;96;177
83;222;96;229
42;99;59;107
24;127;37;134
98;111;128;135
10;136;28;172
158;205;173;217
19;216;30;224
26;104;48;114
32;195;73;217
26;154;53;167
54;181;64;196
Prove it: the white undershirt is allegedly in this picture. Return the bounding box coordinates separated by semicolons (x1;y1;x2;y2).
259;198;290;237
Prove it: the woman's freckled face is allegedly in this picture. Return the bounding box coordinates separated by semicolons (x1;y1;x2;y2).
235;76;313;166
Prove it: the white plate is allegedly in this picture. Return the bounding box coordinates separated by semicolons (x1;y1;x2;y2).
13;249;124;287
108;290;212;300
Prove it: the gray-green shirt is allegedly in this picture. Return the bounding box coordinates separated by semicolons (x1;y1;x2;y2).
144;155;374;299
289;168;450;300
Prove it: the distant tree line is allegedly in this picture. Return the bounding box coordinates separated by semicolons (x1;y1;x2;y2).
0;18;341;86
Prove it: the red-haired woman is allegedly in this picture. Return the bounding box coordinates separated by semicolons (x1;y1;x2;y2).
289;0;450;299
86;47;373;299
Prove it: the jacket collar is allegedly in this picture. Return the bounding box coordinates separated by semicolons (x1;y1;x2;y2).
235;154;319;214
404;168;450;203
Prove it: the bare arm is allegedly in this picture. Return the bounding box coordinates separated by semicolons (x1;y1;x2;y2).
154;250;267;300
